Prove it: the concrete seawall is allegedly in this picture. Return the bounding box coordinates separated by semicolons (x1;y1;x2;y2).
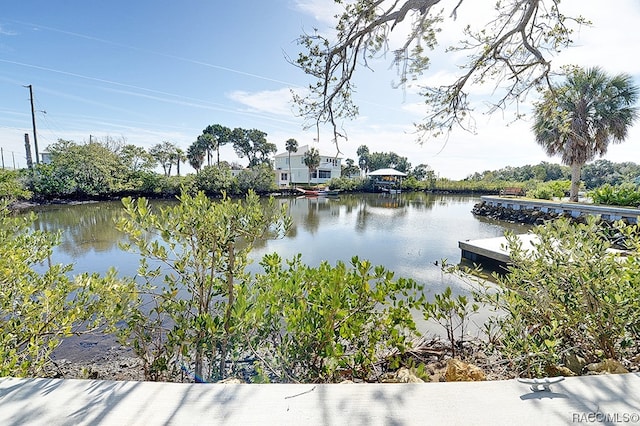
474;196;640;225
1;374;639;425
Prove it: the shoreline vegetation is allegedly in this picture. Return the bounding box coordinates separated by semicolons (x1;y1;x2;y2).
4;190;640;385
4;157;640;384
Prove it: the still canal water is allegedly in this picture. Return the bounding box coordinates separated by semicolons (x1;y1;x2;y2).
29;192;529;297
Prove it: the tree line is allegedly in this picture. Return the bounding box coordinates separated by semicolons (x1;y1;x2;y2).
465;160;640;190
15;135;278;200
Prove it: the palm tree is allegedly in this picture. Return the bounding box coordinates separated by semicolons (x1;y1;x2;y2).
187;141;206;172
356;145;370;175
533;67;639;201
303;147;320;186
285;138;298;186
173;148;186;176
198;133;217;167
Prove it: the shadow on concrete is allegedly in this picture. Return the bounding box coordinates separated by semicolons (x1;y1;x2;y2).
0;374;639;425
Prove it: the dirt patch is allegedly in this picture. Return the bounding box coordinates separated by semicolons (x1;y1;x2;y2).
47;334;144;381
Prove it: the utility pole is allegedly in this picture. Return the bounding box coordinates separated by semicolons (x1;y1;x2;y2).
24;84;39;164
24;133;33;170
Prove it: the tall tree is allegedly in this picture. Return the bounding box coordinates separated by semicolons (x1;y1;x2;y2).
187;140;206;172
356;145;370;174
533;67;639;201
292;1;587;145
119;144;154;172
285;138;298;186
231;128;277;167
173;148;186;177
203;124;231;165
149;141;178;177
410;164;434;181
303;147;321;185
196;134;216;167
366;151;411;173
341;158;360;178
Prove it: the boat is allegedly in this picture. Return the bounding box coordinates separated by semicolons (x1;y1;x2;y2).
380;187;401;194
295;188;340;197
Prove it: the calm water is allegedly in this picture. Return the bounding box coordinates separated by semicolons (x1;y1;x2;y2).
28;192;529;298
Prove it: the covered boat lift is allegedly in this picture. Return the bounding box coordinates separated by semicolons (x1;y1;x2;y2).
367;168;407;193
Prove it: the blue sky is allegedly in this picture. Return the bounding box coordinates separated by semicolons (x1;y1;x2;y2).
1;0;640;179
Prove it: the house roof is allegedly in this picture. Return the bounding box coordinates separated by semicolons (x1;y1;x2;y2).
367;168;407;177
274;144;342;159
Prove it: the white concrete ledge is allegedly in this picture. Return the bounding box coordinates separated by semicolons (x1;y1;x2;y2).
1;374;639;425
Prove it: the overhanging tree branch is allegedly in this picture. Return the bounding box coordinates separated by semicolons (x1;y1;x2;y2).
291;0;589;148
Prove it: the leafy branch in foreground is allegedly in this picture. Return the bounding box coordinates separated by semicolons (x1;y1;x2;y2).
472;217;640;377
247;253;424;383
0;203;136;377
117;190;290;382
292;0;588;145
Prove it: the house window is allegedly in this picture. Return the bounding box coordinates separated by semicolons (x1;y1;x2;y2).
318;170;331;179
281;173;288;181
324;158;338;166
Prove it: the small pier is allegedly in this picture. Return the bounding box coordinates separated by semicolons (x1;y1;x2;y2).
459;234;536;269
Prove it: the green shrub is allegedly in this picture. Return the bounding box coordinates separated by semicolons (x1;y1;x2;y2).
474;217;640;377
248;253;424;382
0;169;31;200
588;183;640;207
234;164;276;194
326;176;369;192
423;286;478;358
401;176;427;191
0;203;135;376
117;190;290;381
194;164;235;196
526;180;570;200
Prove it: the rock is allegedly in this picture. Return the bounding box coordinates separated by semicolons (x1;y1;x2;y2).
544;365;576;377
380;367;425;383
564;352;587;375
217;377;244;384
396;367;425;383
445;359;486;382
586;359;629;375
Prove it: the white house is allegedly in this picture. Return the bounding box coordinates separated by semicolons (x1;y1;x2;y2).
274;145;342;187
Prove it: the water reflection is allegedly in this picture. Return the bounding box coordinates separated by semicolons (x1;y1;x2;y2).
26;193;530;294
31;201;126;257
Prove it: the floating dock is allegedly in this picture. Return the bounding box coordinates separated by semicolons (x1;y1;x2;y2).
459;234;537;269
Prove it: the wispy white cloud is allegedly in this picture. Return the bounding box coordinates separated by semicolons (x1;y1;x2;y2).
293;0;341;27
228;87;300;117
553;0;640;75
0;25;17;36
